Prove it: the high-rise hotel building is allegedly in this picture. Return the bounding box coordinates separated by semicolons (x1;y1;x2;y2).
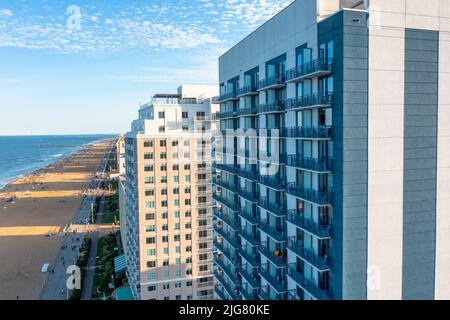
213;0;450;300
123;85;219;300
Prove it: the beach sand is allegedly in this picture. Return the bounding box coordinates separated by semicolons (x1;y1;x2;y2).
0;140;115;300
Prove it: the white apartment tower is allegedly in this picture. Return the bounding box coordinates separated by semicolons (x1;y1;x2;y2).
123;85;219;300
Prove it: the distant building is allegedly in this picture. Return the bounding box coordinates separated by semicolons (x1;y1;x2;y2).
123;84;219;300
214;0;450;300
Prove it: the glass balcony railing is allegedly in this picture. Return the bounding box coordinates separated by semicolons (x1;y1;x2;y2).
215;255;240;284
215;283;227;300
285;155;333;173
215;239;239;265
216;210;240;231
240;282;259;300
282;125;333;139
286;183;333;206
214;270;241;300
287;210;331;239
259;242;287;268
240;266;260;289
238;209;260;225
217;110;238;119
239;246;260;268
214;224;240;249
287;289;302;300
287;264;330;300
237;168;259;181
285;58;334;82
237;106;258;116
258;286;286;300
213;177;239;193
259;197;286;217
218;91;238;103
237;84;258;97
214;163;238;174
256;100;286;114
259;263;287;293
287;237;331;271
257;74;286;91
259;220;286;242
259;176;286;190
239;188;259;203
213;193;240;212
285;93;334;110
239;227;260;247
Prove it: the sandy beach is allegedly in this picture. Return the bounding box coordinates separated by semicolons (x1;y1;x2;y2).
0;140;115;300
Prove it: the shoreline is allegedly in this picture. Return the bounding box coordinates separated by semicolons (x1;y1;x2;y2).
0;139;116;300
0;137;114;192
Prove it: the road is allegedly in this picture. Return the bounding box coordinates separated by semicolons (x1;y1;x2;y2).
39;143;115;300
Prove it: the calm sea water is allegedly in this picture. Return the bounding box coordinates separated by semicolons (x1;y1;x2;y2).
0;135;117;190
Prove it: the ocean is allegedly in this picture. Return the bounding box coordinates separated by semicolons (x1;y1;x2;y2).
0;135;117;190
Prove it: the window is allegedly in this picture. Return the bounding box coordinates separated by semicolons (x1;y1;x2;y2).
175;258;181;265
186;246;192;252
162;236;168;243
199;265;208;272
161;188;168;195
173;188;179;195
147;249;156;256
175;246;181;253
158;111;165;119
182;111;188;119
174;199;180;206
162;212;168;219
160;140;166;147
175;270;181;277
145;201;155;208
146;213;155;220
172;140;179;147
185;187;191;194
147;261;156;268
144;140;153;147
147;285;156;292
185;223;192;229
160;152;167;159
176;295;182;300
147;272;157;281
145;189;154;196
162;224;168;231
174;211;180;218
186;269;192;275
184;175;191;182
161;200;168;207
163;247;169;254
161;176;167;183
185;210;191;217
145;177;154;185
196;111;206;120
187;295;193;300
163;283;170;290
186;234;192;240
185;199;191;205
146;237;155;244
163;270;170;279
144;153;153;160
144;165;153;172
184;164;191;170
159;126;165;133
173;175;179;183
186;280;193;287
173;164;179;171
184;140;190;147
174;281;181;288
146;225;155;232
174;235;180;241
182;125;189;132
186;257;192;264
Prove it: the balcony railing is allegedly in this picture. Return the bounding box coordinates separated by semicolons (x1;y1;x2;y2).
240;282;259;300
217;110;237;119
215;255;240;284
215;239;239;265
239;188;259;203
214;163;238;174
213;177;239;193
237;84;258;97
239;246;260;268
237;106;258;116
218;91;238;103
285;155;333;173
259;197;286;217
285;58;334;82
257;75;286;91
214;224;240;249
259;242;287;268
285;93;334;111
287;264;330;300
256;100;286;114
238;209;260;225
282;125;333;139
240;266;261;289
237;168;259;181
259;220;286;243
239;227;260;247
216;210;240;230
215;284;227;300
287;210;331;239
258;286;285;300
286;183;333;206
214;270;241;300
287;237;331;271
259;264;287;293
213;193;240;212
259;176;286;190
287;289;302;300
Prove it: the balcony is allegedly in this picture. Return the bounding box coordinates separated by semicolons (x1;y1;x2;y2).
239;188;259;203
213;193;240;212
256;100;286;114
259;242;287;268
217;110;238;119
214;224;239;249
258;286;285;300
285;93;334;111
287;264;330;300
287;210;331;239
213;177;239;193
215;239;239;264
218;91;238;103
283;125;333;140
214;163;238;175
214;270;241;300
240;282;259;300
286;183;333;206
215;284;227;300
237;106;258;117
237;85;258;97
285;58;334;83
257;75;286;91
238;209;260;225
259;176;286;190
239;227;260;247
287;289;302;300
259;220;286;243
239;246;260;268
259;197;286;217
285;155;333;173
259;264;287;293
240;266;260;289
237;168;259;181
287;237;331;271
215;255;240;284
216;210;240;230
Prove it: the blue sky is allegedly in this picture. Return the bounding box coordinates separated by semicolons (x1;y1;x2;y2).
0;0;293;135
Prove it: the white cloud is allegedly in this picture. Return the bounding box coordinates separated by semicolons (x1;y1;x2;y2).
0;8;13;17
